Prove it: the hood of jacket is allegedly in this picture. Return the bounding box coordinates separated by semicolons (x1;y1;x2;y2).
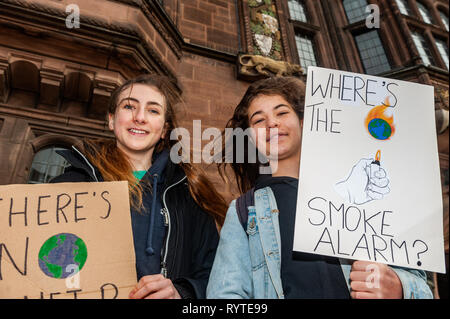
55;145;103;182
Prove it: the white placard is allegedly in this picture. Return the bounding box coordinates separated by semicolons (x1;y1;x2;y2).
293;66;445;273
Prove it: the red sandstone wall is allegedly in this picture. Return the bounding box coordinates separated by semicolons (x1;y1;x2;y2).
178;0;240;53
175;53;249;200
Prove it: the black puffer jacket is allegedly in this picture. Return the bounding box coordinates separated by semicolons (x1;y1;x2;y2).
50;146;219;299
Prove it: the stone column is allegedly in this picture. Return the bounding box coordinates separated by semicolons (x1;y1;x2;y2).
39;68;64;110
89;79;115;121
0;57;10;103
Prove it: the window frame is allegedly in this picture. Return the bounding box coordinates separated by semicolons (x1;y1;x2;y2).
416;1;435;25
403;4;449;72
294;33;318;70
27;145;70;184
434;36;449;70
342;0;370;25
410;30;436;66
437;8;449;32
25;133;81;185
395;0;412;16
287;0;309;23
285;0;321;72
353;29;392;75
342;0;393;75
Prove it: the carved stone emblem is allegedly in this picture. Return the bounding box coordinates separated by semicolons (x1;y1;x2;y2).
238;54;303;78
262;14;278;34
254;34;273;56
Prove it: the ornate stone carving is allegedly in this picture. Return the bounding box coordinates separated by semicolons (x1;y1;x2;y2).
254;34;273;56
436;108;449;134
261;13;279;34
238;54;303;78
436;88;449;134
248;0;282;60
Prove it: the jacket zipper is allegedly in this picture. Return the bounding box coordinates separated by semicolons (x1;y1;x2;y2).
160;206;169;277
72;145;183;278
160;175;187;278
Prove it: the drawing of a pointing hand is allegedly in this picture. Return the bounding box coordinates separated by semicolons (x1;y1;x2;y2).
334;153;390;205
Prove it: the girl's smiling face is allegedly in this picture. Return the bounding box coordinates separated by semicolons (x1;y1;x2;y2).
108;83;166;161
248;94;302;163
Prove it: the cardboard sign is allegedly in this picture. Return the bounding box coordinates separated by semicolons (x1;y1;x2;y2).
293;66;445;273
0;181;137;298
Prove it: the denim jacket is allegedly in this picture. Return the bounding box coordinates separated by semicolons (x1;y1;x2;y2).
207;187;433;299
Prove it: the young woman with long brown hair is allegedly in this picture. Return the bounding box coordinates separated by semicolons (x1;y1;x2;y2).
51;74;227;299
207;76;433;299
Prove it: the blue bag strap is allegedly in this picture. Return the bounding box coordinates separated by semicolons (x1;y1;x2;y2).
235;187;255;231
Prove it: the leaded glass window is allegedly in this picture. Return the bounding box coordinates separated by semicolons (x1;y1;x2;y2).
28;146;70;184
417;2;434;24
295;34;317;70
435;39;449;69
396;0;411;15
288;0;308;22
354;30;391;74
439;10;449;31
343;0;368;24
411;32;435;66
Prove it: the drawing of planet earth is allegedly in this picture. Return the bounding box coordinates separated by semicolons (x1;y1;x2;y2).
368;118;392;140
38;233;87;279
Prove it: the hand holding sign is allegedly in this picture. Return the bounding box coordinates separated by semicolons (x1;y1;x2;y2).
334;157;390;205
350;261;402;299
129;274;181;299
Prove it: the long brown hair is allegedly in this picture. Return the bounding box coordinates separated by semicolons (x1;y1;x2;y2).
83;74;227;225
218;76;306;194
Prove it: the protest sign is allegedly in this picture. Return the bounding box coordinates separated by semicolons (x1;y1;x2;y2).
0;181;137;298
293;66;445;273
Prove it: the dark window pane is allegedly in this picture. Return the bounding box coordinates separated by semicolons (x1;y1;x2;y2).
436;38;449;69
396;0;412;15
29;163;47;184
28;146;69;184
417;2;434;24
411;32;435;66
354;30;391;74
295;34;317;70
439;10;449;31
288;0;308;22
343;0;368;24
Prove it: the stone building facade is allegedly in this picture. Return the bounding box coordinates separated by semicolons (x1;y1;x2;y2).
0;0;448;296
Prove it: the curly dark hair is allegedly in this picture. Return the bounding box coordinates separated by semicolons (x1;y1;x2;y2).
218;76;306;193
